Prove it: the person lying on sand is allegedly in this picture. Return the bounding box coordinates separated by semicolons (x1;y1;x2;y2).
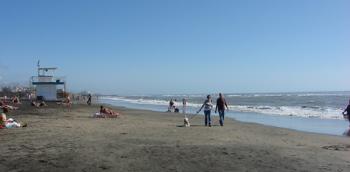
100;106;119;116
12;96;21;104
0;100;19;110
0;107;27;129
95;106;120;118
31;101;48;107
57;96;72;107
31;101;38;107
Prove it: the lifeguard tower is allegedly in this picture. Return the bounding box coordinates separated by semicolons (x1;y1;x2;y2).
31;62;66;101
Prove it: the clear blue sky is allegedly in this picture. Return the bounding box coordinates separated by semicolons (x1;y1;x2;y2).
0;0;349;94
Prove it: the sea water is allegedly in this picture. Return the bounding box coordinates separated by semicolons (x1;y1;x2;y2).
99;91;350;136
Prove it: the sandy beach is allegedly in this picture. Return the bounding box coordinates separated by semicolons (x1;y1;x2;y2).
1;102;350;172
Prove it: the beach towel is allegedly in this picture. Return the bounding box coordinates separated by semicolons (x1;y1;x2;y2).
93;112;105;118
5;119;21;128
7;118;14;122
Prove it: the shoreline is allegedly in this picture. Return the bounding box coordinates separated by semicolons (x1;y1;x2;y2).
99;98;350;137
104;103;349;138
1;102;350;171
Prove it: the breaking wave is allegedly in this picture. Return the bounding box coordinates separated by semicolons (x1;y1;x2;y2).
101;96;344;120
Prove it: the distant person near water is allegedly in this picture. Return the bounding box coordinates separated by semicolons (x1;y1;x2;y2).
182;98;187;114
87;94;92;105
215;93;229;126
168;99;175;112
197;95;213;127
173;99;180;113
342;99;350;127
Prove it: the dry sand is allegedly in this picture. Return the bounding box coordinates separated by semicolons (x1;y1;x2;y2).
1;102;350;172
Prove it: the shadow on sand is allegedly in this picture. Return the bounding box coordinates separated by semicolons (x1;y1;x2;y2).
176;124;222;128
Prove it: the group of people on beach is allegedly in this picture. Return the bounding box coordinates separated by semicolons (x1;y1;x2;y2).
169;94;350;128
2;92;350;131
0;97;26;129
1;94;75;130
196;93;229;127
168;93;229;127
0;93;122;129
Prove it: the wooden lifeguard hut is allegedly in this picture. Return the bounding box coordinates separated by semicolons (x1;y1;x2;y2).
30;61;67;101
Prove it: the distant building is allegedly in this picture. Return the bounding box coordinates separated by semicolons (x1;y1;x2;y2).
30;63;66;101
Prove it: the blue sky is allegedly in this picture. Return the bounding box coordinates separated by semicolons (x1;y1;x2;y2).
0;0;349;94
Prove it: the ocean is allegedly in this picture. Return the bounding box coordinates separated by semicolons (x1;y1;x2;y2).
99;91;350;136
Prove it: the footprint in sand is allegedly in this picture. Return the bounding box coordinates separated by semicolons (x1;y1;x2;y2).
221;151;229;155
99;164;111;170
38;159;48;163
321;145;350;151
120;155;128;159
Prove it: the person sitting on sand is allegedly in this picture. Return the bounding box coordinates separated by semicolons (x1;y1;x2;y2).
168;99;175;112
0;107;27;129
31;101;48;107
342;99;350;127
99;106;120;118
31;101;38;107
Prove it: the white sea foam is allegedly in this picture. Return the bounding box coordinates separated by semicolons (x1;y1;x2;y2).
101;96;344;120
225;92;350;97
161;94;204;98
229;105;343;119
103;96;202;108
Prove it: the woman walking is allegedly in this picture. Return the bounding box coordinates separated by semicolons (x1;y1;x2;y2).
197;95;213;127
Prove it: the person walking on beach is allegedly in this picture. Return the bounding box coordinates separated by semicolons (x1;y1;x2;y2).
87;94;92;106
342;99;350;127
182;98;187;114
197;95;213;127
215;93;229;126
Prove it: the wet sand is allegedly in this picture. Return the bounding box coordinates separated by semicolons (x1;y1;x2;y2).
1;102;350;172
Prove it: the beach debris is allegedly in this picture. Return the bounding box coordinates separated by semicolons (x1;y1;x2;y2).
321;144;350;151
